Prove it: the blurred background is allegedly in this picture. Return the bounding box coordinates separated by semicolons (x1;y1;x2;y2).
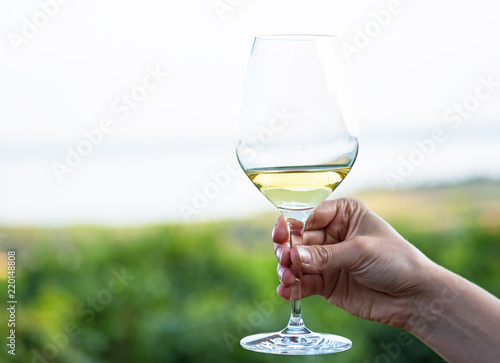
0;0;499;362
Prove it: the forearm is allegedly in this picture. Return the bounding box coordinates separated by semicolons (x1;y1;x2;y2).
406;264;500;362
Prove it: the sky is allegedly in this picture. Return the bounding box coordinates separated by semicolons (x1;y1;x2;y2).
0;0;499;225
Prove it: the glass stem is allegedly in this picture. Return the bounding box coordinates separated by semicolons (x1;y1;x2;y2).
289;220;304;329
280;209;313;334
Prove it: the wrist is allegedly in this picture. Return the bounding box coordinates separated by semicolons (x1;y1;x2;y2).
403;263;459;339
403;264;500;362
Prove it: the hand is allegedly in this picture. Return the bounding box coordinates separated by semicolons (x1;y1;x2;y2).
273;197;437;329
274;197;500;362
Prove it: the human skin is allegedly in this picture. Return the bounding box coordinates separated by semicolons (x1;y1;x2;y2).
273;197;500;362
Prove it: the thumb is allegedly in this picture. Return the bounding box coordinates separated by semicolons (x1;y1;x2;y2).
291;240;364;274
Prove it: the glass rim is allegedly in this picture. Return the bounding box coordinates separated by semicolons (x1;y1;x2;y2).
255;34;339;41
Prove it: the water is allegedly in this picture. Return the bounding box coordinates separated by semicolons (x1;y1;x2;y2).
1;124;499;225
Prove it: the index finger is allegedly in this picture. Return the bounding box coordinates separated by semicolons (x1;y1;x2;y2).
306;198;367;244
272;215;292;267
272;215;289;244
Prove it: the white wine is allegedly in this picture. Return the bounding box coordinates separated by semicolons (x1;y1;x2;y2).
245;165;351;210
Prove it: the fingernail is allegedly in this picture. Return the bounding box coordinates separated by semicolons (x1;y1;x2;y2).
276;247;283;263
278;266;284;281
274;216;282;227
297;246;311;265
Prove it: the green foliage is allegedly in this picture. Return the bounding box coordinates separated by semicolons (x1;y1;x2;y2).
0;182;499;362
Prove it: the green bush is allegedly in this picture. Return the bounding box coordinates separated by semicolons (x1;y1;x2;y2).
1;183;499;362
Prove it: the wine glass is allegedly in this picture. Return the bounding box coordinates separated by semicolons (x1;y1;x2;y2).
236;35;358;355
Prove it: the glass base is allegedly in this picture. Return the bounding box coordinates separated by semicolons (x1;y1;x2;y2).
240;327;352;355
